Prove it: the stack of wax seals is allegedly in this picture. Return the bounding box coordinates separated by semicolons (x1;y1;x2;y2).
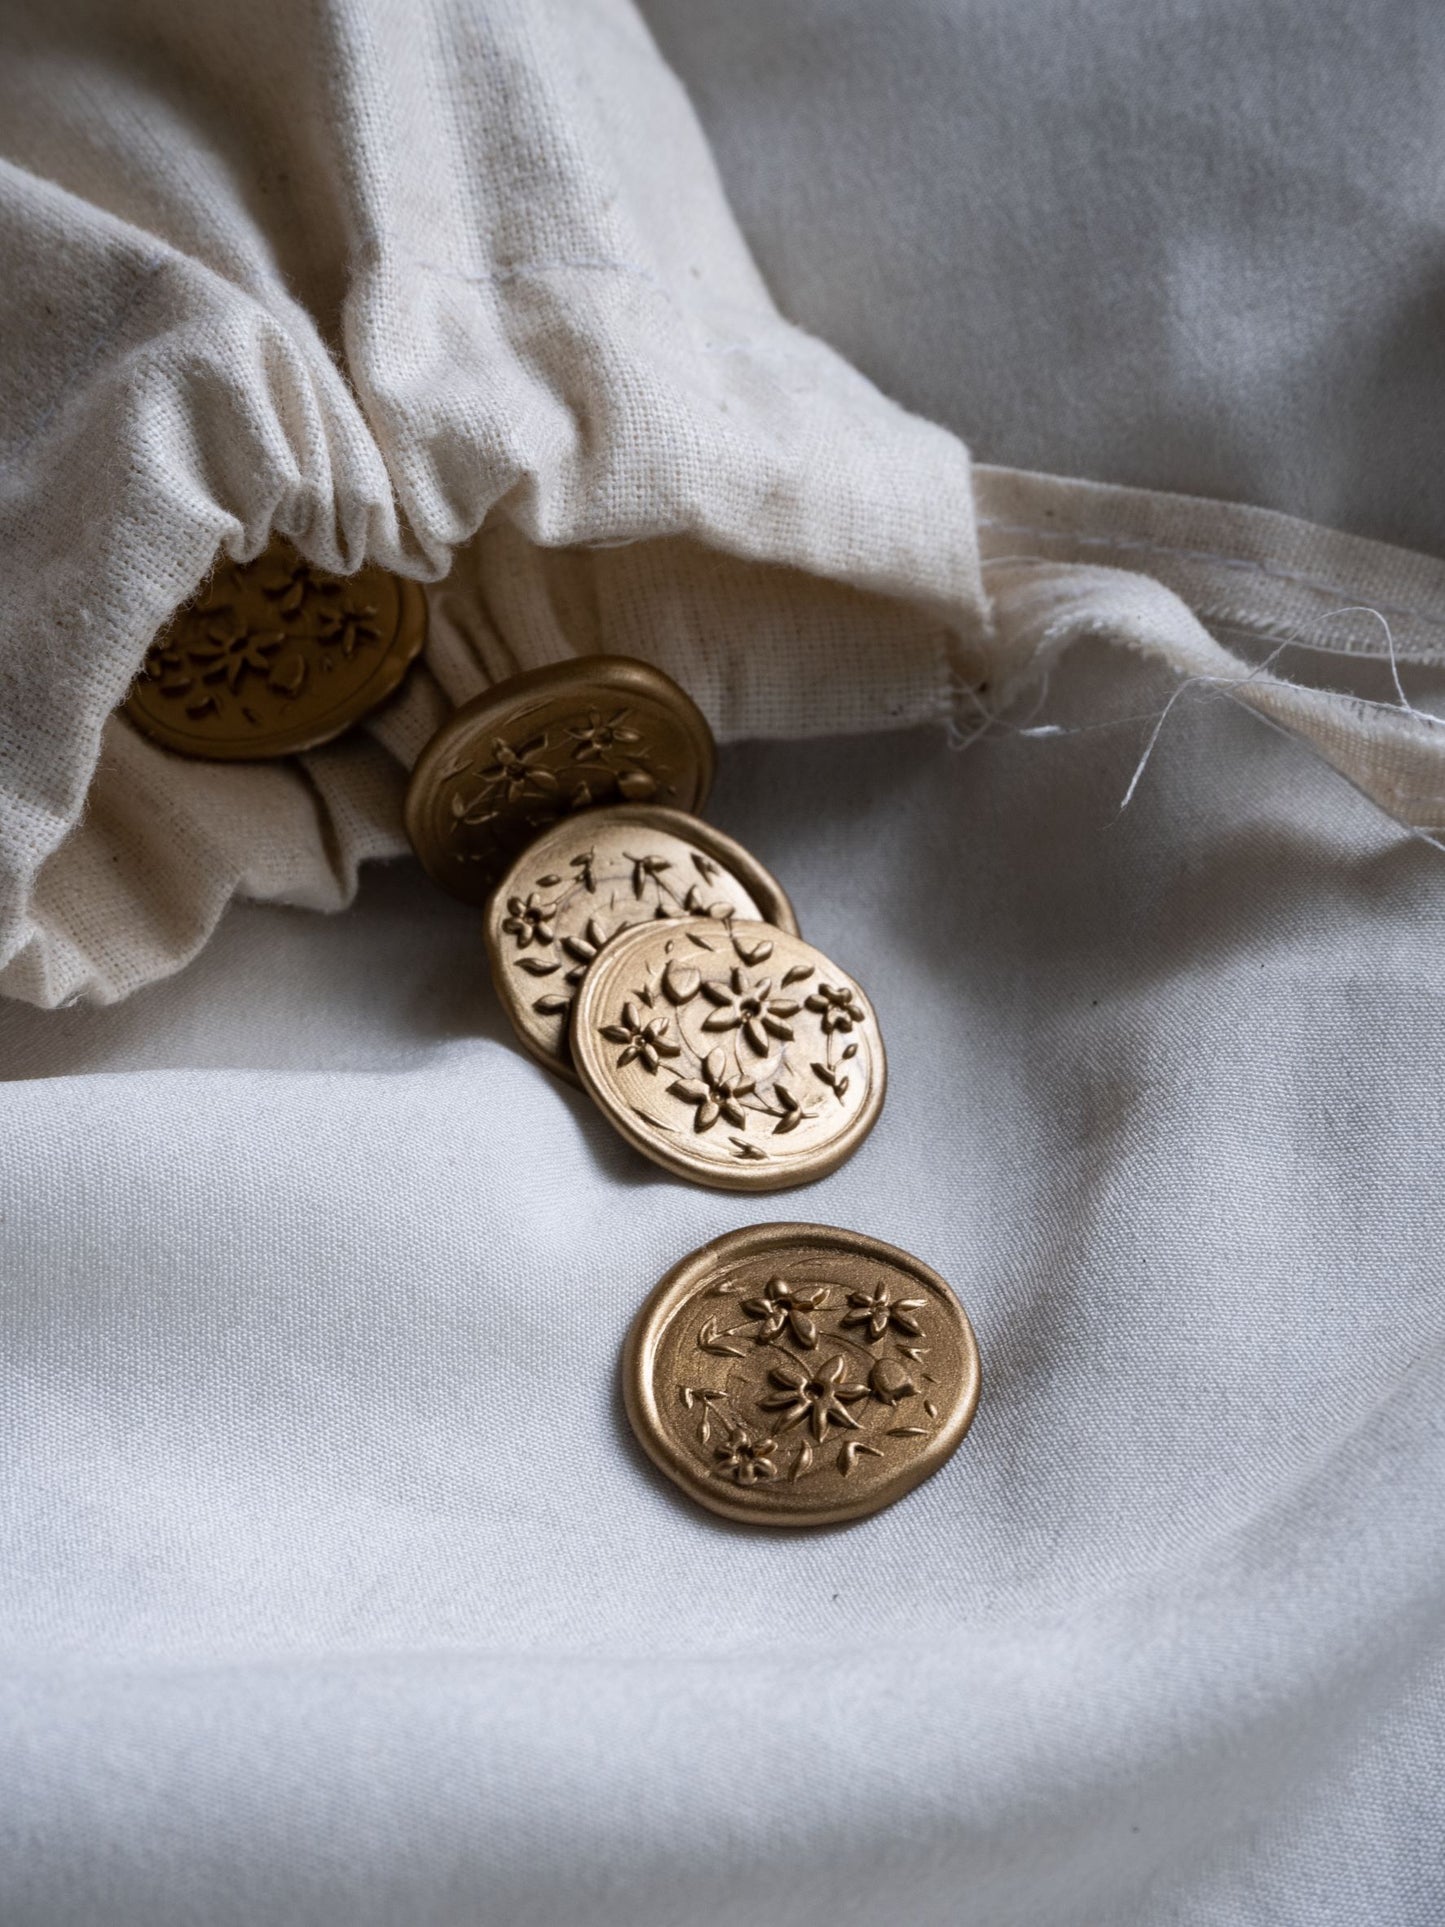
404;655;887;1192
120;546;885;1195
122;552;977;1524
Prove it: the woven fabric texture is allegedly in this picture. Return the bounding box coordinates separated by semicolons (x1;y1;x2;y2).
0;0;980;1006
8;2;1445;1006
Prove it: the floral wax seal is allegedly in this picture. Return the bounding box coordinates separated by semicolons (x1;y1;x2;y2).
125;539;427;759
624;1223;981;1526
405;656;716;904
484;805;799;1081
571;918;885;1191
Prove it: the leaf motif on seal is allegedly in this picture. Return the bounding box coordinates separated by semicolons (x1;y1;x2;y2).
733;935;773;967
663;961;701;1003
697;1315;747;1357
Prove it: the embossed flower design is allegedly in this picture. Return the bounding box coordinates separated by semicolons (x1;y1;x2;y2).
868;1359;918;1405
742;1277;828;1349
140;633;222;714
502;891;559;948
804;982;866;1035
569;708;643;760
769;1082;819;1135
668;1047;755;1131
480;736;559;802
628;852;673;898
760;1356;869;1441
601;1001;680;1073
315;602;381;659
840;1282;926;1342
700;968;800;1055
562;916;609;984
189;619;286;692
258;557;337;617
141;641;189;688
713;1431;779;1486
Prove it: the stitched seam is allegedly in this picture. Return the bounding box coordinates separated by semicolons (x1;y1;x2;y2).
487;254;668;292
978;515;1445;639
404;250;804;365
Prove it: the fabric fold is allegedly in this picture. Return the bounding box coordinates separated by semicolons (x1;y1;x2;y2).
984;558;1445;838
0;0;980;1007
7;2;1445;1012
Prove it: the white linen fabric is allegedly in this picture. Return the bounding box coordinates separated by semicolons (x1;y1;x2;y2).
4;1;1445;1922
2;693;1442;1926
644;0;1445;560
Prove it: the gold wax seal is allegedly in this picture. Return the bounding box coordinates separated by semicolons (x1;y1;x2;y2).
624;1223;980;1526
485;805;800;1081
571;917;885;1191
405;657;716;905
124;539;427;759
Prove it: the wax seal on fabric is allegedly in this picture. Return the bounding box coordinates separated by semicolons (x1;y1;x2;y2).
624;1223;980;1527
485;805;800;1081
404;657;717;905
124;540;427;760
571;917;885;1190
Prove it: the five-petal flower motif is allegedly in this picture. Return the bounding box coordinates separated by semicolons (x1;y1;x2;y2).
804;982;866;1035
189;619;285;693
742;1277;828;1349
502;891;559;948
700;968;801;1055
601;1000;681;1073
840;1281;926;1342
479;735;559;802
315;601;381;659
770;1082;819;1135
713;1431;779;1485
759;1355;869;1441
258;558;337;618
569;707;643;760
562;915;610;984
668;1047;755;1131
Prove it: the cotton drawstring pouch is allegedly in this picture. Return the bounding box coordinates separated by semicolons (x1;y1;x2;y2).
4;0;1445;1012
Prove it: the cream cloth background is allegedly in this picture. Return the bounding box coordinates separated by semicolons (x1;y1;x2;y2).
3;0;1445;1922
3;697;1442;1926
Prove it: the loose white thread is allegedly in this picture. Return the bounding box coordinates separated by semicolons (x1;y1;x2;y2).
1115;641;1293;816
951;604;1445;849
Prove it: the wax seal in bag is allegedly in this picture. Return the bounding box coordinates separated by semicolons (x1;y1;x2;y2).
126;540;426;760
